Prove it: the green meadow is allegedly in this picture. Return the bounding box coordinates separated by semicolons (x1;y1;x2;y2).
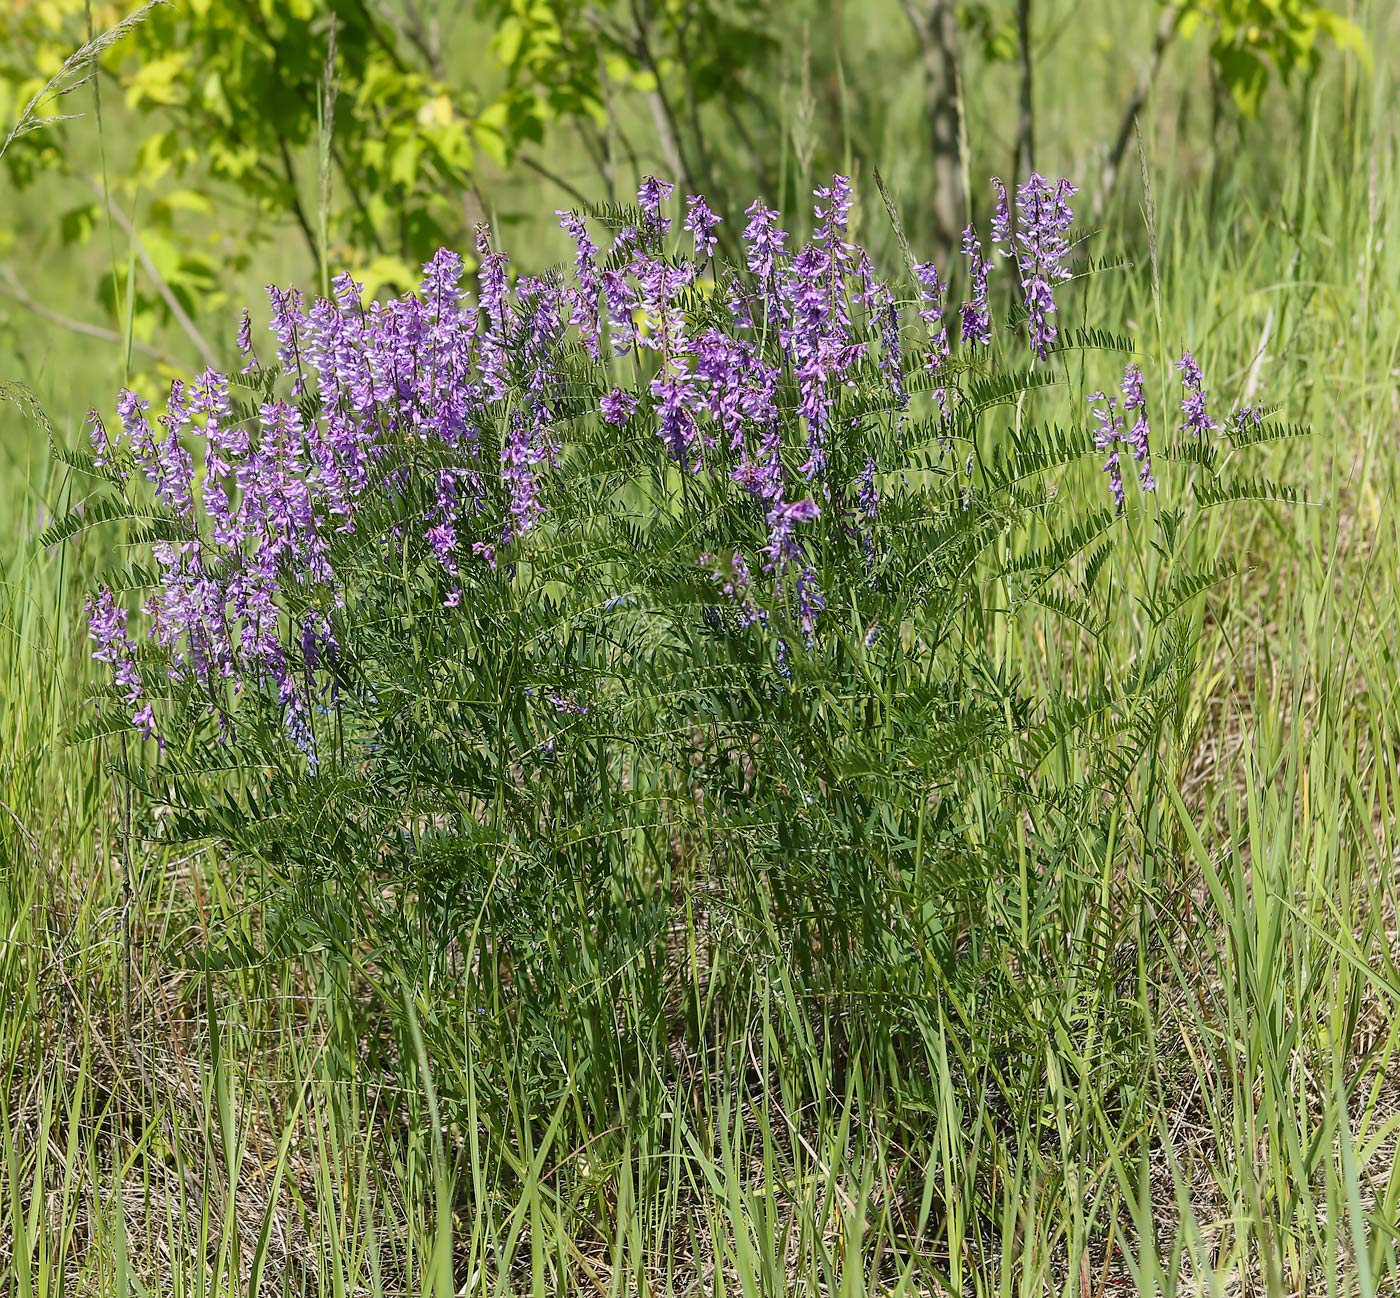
2;2;1399;1293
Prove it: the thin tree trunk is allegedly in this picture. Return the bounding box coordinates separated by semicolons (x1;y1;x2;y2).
900;0;966;254
1094;3;1182;220
1015;0;1035;181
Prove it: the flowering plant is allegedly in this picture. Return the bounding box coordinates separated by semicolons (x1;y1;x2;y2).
54;172;1297;1012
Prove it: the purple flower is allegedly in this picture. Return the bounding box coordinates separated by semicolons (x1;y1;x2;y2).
600;387;638;425
959;225;992;348
914;261;951;424
267;285;308;392
763;499;825;639
857;458;878;521
812;175;856;281
86;586;131;664
913;261;950;365
637;175;675;237
1011;174;1078;362
763;497;820;571
558;209;602;360
117;389;155;465
1121;363;1155;492
859;255;906;411
86;587;143;707
733;422;783;506
683;194;722;258
1089;390;1125;514
236;308;255;370
88;409;112;467
501;407;542;542
132;702;160;743
1177;351;1220;437
742;200;788;294
702;551;764;628
782;188;864;482
990;178;1013;260
857;456;878;569
601;268;637;357
651;368;701;468
476;225;512;403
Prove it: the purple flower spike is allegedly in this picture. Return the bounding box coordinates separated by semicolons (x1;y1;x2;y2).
600;387;638;426
913;261;950;364
651;368;701;468
132;703;160;744
501;408;542;542
778;175;865;483
87;587;131;664
702;551;765;629
914;261;951;424
990;178;1013;260
857;457;878;569
476;228;512;403
236;308;255;371
812;176;856;279
684;194;723;258
763;497;820;574
88;410;113;467
1177;352;1221;437
86;587;143;708
1009;174;1078;362
558;210;602;360
742;200;788;293
117;389;155;464
761;497;825;645
959;226;992;348
1089;390;1126;514
1121;363;1155;492
856;255;905;411
637;175;675;236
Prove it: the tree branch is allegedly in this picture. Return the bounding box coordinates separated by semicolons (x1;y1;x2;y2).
74;172;221;370
0;264;179;366
517;153;595;209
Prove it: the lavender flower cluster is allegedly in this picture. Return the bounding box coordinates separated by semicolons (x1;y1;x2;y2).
990;173;1078;362
1084;347;1248;514
86;171;1101;761
1089;363;1155;513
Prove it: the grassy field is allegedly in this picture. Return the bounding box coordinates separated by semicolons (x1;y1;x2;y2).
3;5;1400;1296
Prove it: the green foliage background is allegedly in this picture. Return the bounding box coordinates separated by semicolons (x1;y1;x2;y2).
0;0;1368;418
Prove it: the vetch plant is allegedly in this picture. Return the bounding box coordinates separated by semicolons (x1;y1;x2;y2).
52;172;1302;1144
